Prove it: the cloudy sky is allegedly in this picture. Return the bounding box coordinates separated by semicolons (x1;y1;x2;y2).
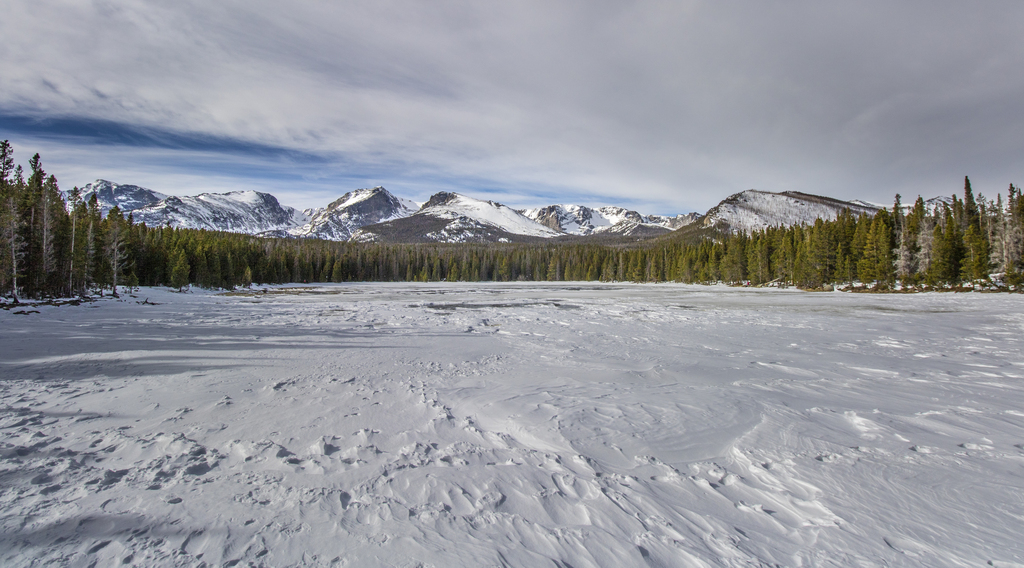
2;1;1022;214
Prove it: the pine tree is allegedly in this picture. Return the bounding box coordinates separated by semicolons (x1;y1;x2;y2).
858;221;879;284
889;194;903;245
87;195;106;292
961;224;989;282
811;220;838;286
124;271;139;293
850;214;870;280
547;255;560;281
104;206;130;296
964;176;979;231
873;214;895;287
897;196;924;284
0;142;24;300
21;154;45;297
721;235;746;283
992;191;1022;275
66;186;84;295
170;249;190;291
929;206;964;285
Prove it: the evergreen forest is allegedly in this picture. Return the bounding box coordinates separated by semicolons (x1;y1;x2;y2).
3;141;1023;301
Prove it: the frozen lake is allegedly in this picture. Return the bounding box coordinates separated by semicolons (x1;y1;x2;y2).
2;283;1023;567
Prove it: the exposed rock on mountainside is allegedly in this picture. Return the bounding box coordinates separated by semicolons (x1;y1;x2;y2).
289;187;418;241
66;180;167;217
521;204;698;236
131;191;308;234
356;192;559;243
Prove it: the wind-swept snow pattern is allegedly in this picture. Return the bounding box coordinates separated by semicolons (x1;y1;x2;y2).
2;285;1024;566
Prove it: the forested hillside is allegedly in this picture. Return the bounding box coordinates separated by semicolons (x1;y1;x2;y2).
2;141;1022;300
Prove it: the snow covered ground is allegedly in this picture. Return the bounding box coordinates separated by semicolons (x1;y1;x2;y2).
2;284;1023;567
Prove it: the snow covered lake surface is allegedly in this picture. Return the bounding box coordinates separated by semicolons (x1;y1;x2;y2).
2;283;1023;567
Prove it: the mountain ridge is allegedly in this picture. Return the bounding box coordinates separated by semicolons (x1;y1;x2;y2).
64;180;167;217
289;186;418;241
130;190;307;234
72;179;901;243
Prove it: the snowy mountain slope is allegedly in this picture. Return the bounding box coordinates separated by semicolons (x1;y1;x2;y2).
420;193;561;238
289;187;417;241
65;180;167;217
646;212;701;230
601;218;677;238
922;196;954;212
352;214;535;244
131;191;309;234
521;204;698;236
356;192;560;243
702;190;879;234
522;204;638;235
848;199;885;209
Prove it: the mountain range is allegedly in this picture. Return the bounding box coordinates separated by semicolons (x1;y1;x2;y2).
68;180;892;243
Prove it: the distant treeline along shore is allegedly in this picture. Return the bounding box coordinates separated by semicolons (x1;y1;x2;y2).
2;141;1023;301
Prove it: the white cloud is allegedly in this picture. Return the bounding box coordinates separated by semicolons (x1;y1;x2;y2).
2;1;1022;212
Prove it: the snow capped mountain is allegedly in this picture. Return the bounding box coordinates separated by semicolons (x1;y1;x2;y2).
354;192;560;243
521;204;699;236
646;213;701;230
848;199;885;209
419;193;560;238
65;180;167;217
67;181;309;235
921;196;954;212
522;204;638;235
289;187;417;241
131;191;309;234
68;179;927;243
702;190;879;234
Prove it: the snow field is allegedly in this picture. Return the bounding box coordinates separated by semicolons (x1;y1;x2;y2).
1;284;1023;566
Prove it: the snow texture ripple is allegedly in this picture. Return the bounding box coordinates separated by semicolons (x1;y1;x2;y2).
1;284;1023;566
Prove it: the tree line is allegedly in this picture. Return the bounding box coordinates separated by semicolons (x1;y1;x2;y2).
694;179;1024;290
2;141;1022;301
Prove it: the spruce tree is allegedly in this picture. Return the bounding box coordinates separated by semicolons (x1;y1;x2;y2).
961;224;989;282
67;186;84;295
873;215;895;287
929;206;965;285
170;249;190;291
964;176;979;231
892;194;905;238
858;221;879;285
0;142;23;300
87;194;106;292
